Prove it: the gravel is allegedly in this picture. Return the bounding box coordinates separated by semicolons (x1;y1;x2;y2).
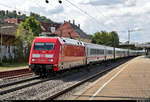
0;58;130;100
0;74;36;86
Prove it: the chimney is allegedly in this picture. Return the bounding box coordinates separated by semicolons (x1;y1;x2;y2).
78;24;80;28
73;20;75;25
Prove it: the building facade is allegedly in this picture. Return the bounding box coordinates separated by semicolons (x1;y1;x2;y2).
0;23;17;60
54;20;91;42
4;18;62;34
1;18;62;61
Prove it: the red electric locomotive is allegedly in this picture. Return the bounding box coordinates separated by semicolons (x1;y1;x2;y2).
29;36;86;76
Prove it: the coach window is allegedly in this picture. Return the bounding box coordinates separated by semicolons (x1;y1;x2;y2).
108;50;112;54
100;49;104;54
90;49;93;55
96;49;98;54
117;51;120;54
97;49;100;54
90;49;95;55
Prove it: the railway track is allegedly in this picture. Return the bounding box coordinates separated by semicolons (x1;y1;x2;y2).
0;76;40;89
46;58;131;100
0;75;59;96
0;68;32;79
0;57;133;100
1;72;34;81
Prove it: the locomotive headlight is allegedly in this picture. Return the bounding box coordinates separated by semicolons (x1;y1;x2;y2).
45;54;53;58
48;59;53;62
32;59;36;61
32;54;40;58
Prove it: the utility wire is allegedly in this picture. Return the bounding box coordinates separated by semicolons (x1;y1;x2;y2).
62;2;99;33
64;0;110;30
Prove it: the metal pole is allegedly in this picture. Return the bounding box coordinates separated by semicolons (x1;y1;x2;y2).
113;34;115;60
128;30;130;45
128;30;130;56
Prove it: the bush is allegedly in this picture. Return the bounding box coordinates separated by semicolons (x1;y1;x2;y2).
2;56;8;63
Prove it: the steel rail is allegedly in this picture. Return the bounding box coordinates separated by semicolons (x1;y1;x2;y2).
47;57;132;100
0;68;31;78
0;77;55;95
0;76;40;88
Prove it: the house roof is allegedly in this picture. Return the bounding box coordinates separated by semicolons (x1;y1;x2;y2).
69;23;90;39
40;22;61;33
54;21;91;39
0;23;18;36
0;23;18;45
4;18;62;33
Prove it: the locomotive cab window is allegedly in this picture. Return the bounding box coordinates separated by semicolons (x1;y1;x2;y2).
34;42;55;50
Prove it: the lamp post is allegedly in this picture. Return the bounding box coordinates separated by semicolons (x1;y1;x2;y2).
128;30;130;55
113;34;115;60
127;28;141;55
0;26;14;63
117;28;142;56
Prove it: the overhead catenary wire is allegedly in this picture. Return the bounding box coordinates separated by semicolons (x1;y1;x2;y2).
62;2;98;33
64;0;110;31
0;1;119;33
0;1;108;32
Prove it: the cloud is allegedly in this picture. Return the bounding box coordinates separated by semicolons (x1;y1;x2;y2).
29;6;64;16
81;0;125;6
124;0;136;7
0;0;150;43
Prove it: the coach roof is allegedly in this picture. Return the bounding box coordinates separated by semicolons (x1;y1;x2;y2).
36;36;85;46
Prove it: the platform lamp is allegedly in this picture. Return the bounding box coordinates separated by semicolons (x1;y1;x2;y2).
127;28;142;56
117;28;142;56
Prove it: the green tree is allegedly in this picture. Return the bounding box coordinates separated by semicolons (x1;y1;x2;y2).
24;16;42;36
15;16;42;61
109;31;119;47
30;12;53;23
92;31;119;47
0;10;5;19
92;31;110;45
0;10;54;23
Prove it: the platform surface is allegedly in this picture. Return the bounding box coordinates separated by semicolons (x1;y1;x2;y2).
73;56;150;100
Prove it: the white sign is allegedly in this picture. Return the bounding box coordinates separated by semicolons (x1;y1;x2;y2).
50;27;56;33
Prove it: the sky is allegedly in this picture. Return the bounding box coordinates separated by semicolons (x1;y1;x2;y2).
0;0;150;43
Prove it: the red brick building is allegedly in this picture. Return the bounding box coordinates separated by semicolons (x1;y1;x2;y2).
54;20;91;41
4;18;24;25
40;22;61;34
1;18;62;60
4;18;61;34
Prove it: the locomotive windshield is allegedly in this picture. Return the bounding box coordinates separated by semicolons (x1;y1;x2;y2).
34;42;55;50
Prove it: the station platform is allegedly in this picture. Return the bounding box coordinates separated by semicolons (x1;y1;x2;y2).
72;56;150;100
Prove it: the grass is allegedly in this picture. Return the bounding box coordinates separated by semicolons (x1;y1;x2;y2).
0;62;28;71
